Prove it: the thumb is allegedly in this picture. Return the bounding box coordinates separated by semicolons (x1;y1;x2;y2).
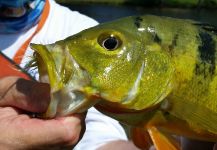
0;76;50;113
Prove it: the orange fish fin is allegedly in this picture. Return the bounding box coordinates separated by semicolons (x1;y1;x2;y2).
130;126;153;150
147;126;181;150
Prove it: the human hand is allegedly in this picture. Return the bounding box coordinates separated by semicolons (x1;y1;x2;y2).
97;140;140;150
0;76;86;150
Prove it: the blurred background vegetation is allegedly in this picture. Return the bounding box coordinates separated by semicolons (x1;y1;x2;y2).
56;0;217;25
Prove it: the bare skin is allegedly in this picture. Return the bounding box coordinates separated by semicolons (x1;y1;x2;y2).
0;76;86;150
97;140;140;150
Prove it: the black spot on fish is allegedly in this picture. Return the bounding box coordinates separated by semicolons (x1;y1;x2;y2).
199;32;215;70
169;34;178;52
195;31;216;78
154;34;161;44
193;23;217;35
134;16;143;28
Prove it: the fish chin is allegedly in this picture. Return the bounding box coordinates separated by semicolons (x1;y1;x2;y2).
46;87;99;118
30;43;99;118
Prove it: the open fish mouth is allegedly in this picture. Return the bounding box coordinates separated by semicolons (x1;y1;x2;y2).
30;43;99;118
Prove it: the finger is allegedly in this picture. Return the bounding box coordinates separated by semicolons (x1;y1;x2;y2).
97;140;140;150
73;111;87;147
0;76;50;113
15;113;86;148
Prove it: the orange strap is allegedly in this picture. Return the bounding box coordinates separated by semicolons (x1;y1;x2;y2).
0;0;50;80
0;51;33;80
13;0;50;64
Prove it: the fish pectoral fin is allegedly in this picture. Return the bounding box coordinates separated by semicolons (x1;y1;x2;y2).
130;127;153;150
147;126;181;150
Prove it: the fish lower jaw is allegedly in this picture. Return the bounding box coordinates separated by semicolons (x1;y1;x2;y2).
43;87;100;118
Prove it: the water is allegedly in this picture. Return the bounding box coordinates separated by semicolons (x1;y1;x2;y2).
63;4;217;26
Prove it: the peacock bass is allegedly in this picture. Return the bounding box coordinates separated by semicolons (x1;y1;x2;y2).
30;15;217;150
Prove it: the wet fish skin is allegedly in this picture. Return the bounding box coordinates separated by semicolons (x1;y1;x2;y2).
30;15;217;146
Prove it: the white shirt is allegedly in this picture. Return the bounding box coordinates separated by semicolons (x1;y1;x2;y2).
0;0;128;149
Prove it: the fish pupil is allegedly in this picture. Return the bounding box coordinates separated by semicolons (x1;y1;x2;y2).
102;37;118;50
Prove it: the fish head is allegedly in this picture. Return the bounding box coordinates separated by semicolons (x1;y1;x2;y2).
30;16;174;118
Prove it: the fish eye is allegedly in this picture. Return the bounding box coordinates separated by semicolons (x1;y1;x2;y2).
98;34;121;51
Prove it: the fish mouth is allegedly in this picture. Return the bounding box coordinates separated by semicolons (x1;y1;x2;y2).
30;43;99;118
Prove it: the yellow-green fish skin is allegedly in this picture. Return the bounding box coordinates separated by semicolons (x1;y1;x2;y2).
31;15;217;141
